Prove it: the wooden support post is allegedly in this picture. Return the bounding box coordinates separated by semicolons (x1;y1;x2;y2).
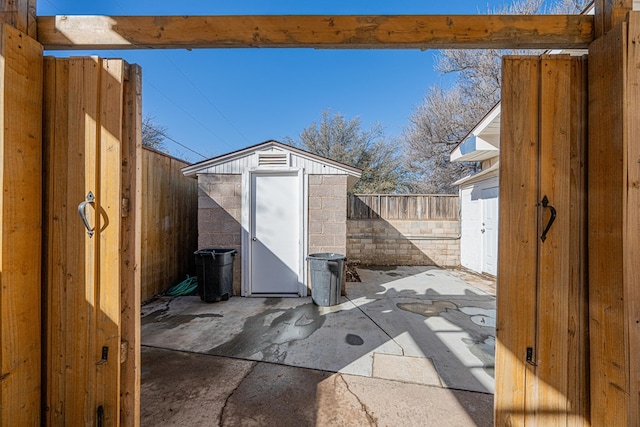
595;0;633;37
0;23;43;425
120;62;142;427
588;11;640;426
0;0;37;37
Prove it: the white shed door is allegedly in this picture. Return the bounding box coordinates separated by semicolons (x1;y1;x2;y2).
250;171;301;294
482;187;499;276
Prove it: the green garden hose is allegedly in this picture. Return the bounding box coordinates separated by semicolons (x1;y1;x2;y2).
165;275;198;296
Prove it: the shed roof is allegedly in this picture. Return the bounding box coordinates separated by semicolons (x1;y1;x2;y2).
182;140;362;187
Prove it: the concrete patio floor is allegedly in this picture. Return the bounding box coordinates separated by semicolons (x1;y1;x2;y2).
141;266;496;426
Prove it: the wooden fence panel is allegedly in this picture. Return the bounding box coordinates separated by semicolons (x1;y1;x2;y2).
347;194;459;220
0;24;43;425
141;148;198;302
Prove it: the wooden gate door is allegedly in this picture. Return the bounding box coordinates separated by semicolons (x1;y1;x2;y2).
495;55;589;425
43;57;141;426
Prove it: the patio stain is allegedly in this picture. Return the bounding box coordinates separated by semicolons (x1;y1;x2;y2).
141;309;223;330
397;301;457;317
345;334;364;346
463;337;496;377
207;302;326;362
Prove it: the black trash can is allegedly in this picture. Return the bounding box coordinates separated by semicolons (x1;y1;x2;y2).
307;253;346;306
194;248;237;303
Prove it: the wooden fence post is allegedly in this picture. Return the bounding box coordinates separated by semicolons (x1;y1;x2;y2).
0;23;43;425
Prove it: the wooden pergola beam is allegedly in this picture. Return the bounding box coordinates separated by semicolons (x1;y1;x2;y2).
36;14;594;50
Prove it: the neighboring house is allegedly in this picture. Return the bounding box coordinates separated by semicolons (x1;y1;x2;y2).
182;140;361;297
450;6;596;277
450;104;500;276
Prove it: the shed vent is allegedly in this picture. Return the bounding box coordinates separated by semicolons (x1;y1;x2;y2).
257;152;289;167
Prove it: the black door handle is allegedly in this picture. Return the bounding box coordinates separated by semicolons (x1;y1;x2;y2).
540;195;556;243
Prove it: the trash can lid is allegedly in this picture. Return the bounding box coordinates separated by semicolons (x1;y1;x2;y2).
194;248;237;256
307;253;346;261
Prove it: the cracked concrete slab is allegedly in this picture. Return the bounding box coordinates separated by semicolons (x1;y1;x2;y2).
141;265;496;413
141;346;493;427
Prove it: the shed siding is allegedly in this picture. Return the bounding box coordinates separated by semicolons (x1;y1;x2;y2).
198;148;351;176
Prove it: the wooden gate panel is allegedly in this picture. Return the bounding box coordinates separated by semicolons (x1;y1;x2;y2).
496;55;589;426
0;23;43;426
44;56;141;426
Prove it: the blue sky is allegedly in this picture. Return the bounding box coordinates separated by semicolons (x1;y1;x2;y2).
37;0;501;162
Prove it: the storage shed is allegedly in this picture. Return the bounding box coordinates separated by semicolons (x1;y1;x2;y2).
183;140;361;297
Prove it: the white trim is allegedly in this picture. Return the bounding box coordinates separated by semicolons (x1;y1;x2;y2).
452;161;499;186
241;170;251;296
299;168;308;297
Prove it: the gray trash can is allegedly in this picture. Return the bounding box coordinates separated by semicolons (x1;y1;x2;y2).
194;248;237;303
307;253;346;306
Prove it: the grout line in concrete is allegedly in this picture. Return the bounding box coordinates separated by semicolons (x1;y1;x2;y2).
345;295;405;356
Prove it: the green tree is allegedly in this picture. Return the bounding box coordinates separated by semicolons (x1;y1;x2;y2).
286;109;408;193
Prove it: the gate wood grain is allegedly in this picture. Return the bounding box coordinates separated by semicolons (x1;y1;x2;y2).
44;56;140;426
537;55;589;426
495;56;540;427
497;54;589;427
0;23;43;425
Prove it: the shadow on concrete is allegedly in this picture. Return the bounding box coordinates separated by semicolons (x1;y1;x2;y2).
141;266;495;426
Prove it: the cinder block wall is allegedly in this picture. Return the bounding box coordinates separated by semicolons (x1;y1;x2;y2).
308;175;348;256
197;174;242;294
347;219;460;267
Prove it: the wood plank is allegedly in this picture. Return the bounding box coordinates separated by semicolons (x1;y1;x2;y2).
588;20;628;427
0;0;37;37
624;13;640;426
96;57;124;426
43;55;69;425
536;55;589;426
595;0;633;37
566;55;590;427
36;14;595;50
494;56;539;426
0;23;42;426
120;62;142;427
76;55;100;424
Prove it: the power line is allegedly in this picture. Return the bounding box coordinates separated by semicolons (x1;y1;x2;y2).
42;0;63;13
145;79;227;145
161;53;252;145
155;130;208;160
